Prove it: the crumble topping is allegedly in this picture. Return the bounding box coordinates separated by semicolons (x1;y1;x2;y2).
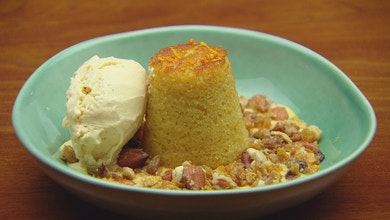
60;94;324;190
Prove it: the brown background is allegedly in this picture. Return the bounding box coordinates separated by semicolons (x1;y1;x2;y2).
1;0;389;219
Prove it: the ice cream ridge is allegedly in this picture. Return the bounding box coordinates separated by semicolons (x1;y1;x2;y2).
61;56;147;173
142;39;249;169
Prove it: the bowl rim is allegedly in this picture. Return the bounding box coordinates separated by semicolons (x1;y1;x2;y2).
12;25;377;196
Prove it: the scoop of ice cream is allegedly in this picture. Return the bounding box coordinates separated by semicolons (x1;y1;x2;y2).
62;56;146;170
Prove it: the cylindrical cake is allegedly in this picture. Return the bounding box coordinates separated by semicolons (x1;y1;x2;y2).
142;39;248;169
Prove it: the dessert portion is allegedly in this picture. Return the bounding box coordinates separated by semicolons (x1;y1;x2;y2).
61;56;147;172
142;39;249;169
59;41;325;190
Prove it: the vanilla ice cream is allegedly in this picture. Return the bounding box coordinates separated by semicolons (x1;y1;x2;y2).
62;56;146;171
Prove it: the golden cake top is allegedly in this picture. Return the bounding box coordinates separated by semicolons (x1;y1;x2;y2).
149;39;227;72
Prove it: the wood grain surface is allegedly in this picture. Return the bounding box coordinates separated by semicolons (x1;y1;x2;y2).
1;0;389;219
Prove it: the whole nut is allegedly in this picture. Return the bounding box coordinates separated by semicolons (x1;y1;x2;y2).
181;165;205;190
117;148;149;168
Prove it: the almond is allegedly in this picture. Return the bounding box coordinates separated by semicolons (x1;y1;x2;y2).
181;165;205;190
117;148;149;168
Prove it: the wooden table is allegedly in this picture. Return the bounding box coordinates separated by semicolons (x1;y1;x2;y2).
1;0;389;219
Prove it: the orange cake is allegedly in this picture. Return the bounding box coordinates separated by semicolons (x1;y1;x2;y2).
142;39;249;168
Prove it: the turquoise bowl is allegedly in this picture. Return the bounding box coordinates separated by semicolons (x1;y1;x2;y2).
12;25;376;219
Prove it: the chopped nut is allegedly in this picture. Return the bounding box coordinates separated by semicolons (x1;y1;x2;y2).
90;164;107;177
241;151;252;168
247;148;267;162
212;173;237;189
246;95;269;112
181;165;205;190
271;106;289;120
146;155;161;175
117;148;149;168
162;170;173;181
172;166;184;182
270;131;292;143
122;167;136;179
302;142;320;152
60;141;79;163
